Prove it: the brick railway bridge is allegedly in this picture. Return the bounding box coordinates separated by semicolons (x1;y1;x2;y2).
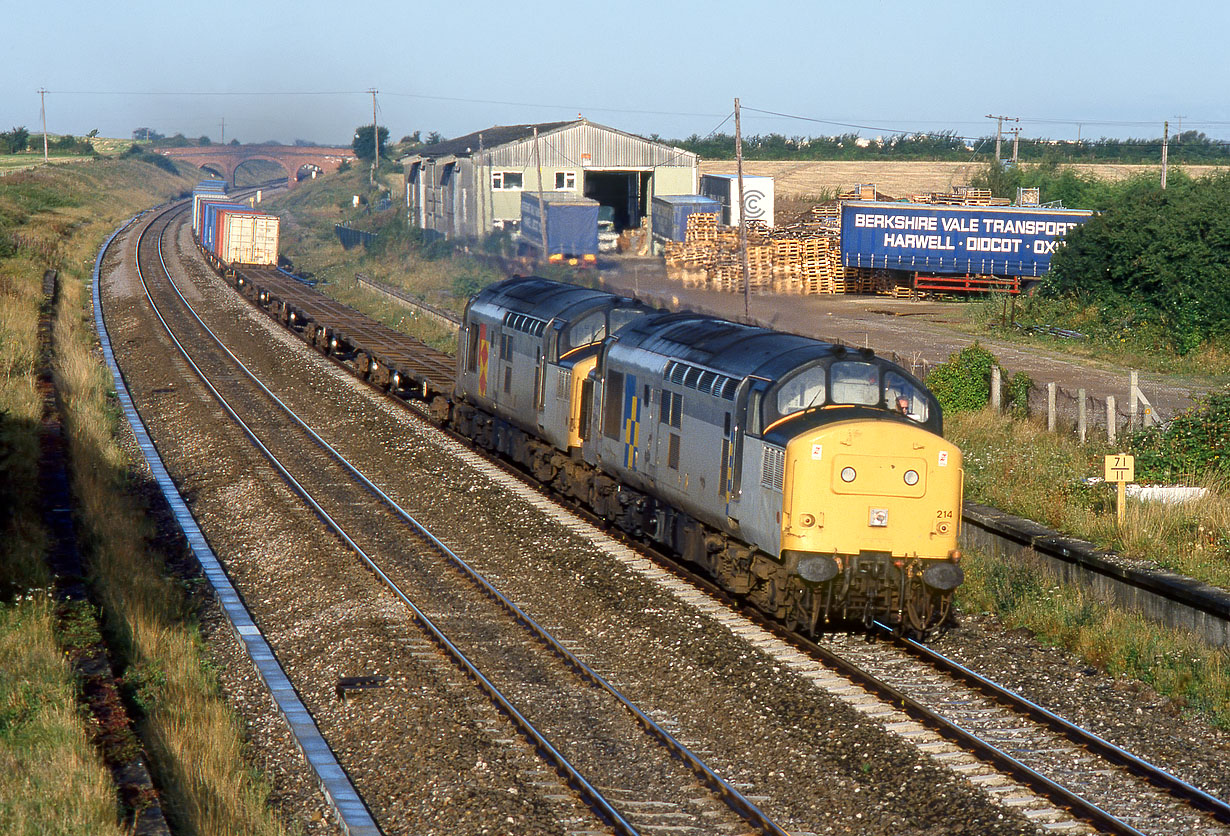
157;144;358;187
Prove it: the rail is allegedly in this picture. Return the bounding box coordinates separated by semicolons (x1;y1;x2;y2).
148;210;792;836
100;202;382;836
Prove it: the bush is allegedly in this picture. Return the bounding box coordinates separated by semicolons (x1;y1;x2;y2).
1046;171;1230;355
925;343;998;414
1129;390;1230;481
1006;371;1032;418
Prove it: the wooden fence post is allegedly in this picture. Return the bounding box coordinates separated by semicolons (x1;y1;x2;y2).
1107;395;1116;443
1078;388;1087;444
1047;382;1056;432
990;365;1001;412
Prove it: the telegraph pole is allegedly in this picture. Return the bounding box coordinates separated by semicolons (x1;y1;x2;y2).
369;88;379;184
1011;127;1020;164
985;114;1018;164
39;88;48;162
735;97;750;322
533;127;548;258
1161;121;1169;190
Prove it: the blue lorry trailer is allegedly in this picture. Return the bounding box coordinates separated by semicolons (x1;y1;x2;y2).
841;202;1093;291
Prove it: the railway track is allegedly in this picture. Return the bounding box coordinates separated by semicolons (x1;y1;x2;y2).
195;224;1230;836
131;201;794;836
419;428;1230;836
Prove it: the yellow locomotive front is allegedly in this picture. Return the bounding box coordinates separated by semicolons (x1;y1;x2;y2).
779;416;963;633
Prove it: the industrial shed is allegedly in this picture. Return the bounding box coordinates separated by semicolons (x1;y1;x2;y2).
402;119;699;241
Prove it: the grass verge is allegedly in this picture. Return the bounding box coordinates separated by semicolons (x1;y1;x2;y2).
949;408;1230;590
1;157;291;835
956;548;1230;729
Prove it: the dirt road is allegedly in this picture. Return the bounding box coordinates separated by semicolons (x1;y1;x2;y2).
600;259;1222;431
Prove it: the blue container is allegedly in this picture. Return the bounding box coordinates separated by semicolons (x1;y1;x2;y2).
840;202;1093;278
651;195;721;242
520;193;600;259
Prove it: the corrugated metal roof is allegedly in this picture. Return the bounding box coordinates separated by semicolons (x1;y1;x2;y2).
402;119;697;170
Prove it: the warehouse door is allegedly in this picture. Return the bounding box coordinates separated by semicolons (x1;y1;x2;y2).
584;170;650;231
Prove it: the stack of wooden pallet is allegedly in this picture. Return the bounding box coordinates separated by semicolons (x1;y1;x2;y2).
684;211;719;242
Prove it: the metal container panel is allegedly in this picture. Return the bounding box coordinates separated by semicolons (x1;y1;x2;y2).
520;193;600;256
699;174;774;227
840;202;1093;277
218;210;280;265
651;195;721;242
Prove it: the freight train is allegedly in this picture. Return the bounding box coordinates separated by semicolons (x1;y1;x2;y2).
443;277;964;636
194;187;965;637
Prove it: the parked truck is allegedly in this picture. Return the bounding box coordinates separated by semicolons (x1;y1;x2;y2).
520;193;600;266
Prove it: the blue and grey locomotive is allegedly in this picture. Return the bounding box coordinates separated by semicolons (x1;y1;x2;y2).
447;276;964;635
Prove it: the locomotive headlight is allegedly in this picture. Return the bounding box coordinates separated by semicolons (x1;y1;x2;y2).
903;469;919;486
392;372;400;386
840;467;857;482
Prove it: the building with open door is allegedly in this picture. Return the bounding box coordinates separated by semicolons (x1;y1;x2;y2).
402;119;699;241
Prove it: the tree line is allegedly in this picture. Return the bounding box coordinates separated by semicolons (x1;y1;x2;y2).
662;130;1230;165
1;126;97;155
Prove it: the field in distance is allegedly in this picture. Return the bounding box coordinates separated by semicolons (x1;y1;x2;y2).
700;159;1227;202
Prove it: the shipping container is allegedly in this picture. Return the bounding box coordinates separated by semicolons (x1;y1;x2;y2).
216;209;280;266
520;193;600;263
651;194;722;242
195;195;239;240
201;201;248;254
699;174;775;227
192;182;228;235
840;202;1093;278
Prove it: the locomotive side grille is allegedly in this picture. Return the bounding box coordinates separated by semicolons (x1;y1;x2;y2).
555;367;570;399
761;446;785;491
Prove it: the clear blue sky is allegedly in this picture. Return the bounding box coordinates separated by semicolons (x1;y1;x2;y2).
7;0;1228;147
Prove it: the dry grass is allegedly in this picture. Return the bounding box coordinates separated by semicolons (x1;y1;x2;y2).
1;157;291;835
55;259;289;836
0;598;126;836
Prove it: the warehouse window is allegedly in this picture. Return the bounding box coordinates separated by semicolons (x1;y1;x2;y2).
555;171;576;190
492;171;523;190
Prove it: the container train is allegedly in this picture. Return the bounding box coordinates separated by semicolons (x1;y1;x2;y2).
194;186;965;636
192;180;281;267
444;277;964;636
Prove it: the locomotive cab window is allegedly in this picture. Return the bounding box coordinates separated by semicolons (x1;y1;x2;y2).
884;371;928;422
562;311;606;354
830;361;880;406
761;364;825;428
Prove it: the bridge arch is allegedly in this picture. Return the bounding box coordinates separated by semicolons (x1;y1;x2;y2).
233;156;294;186
158;144;357;188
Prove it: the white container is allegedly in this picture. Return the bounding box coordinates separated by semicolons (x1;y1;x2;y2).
699;173;775;227
220;212;280;266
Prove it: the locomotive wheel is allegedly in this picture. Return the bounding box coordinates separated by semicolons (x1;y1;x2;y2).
906;580;951;639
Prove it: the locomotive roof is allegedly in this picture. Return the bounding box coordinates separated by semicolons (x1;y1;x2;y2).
471;276;641;324
611;311;849;382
